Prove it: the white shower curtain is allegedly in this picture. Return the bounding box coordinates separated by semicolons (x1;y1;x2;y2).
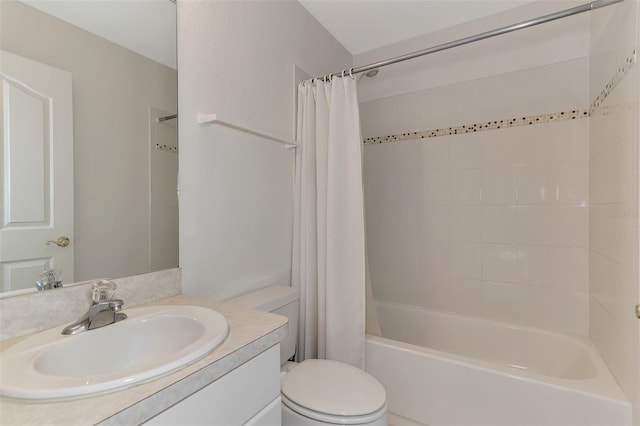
292;75;365;368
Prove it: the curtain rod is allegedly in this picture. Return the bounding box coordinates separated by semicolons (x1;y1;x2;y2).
312;0;623;81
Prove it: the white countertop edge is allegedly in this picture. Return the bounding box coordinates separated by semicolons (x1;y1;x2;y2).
99;333;285;425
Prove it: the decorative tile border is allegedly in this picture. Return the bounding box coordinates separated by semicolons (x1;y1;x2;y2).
155;143;178;153
363;109;589;145
590;50;636;113
363;49;636;146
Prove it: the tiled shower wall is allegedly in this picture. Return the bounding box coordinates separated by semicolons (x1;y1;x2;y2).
362;58;590;335
588;0;639;422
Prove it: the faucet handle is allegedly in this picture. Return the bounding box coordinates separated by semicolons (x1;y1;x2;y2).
91;280;118;303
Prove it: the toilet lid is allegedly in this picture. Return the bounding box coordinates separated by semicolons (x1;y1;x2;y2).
281;359;387;417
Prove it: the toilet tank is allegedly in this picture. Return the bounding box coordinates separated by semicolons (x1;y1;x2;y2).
226;285;298;364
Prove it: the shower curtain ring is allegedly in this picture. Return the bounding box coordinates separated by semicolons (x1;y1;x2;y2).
342;70;345;78
349;68;354;78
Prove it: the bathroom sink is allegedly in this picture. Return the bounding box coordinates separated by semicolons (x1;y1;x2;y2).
0;304;229;400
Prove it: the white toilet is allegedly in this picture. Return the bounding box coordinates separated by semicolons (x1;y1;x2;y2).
228;285;388;426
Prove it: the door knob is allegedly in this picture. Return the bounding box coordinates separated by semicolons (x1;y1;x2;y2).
46;236;70;247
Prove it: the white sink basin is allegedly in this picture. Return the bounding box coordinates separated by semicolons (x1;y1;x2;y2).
0;304;228;400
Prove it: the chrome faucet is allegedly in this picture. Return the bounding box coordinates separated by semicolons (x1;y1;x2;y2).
62;280;127;335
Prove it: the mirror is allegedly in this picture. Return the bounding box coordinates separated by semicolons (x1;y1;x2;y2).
0;0;178;296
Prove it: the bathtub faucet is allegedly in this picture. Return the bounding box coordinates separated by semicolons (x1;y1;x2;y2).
61;280;127;335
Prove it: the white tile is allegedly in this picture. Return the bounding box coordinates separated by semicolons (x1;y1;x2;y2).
368;241;396;304
590;230;637;330
589;107;629;159
588;1;640;412
589;296;639;413
517;205;587;247
517;206;550;245
390;204;422;245
474;58;588;121
386;236;423;305
421;205;450;242
369;270;393;303
421;138;449;171
417;88;459;130
554;119;588;163
558;205;588;248
359;94;421;138
521;286;588;335
590;140;637;203
590;260;629;328
450;206;482;242
588;249;623;303
482;205;518;244
479;126;523;166
368;208;408;304
449;133;483;170
363;145;396;207
482;244;518;283
589;141;628;204
449;277;483;317
517;163;558;205
518;245;588;291
421;171;449;206
449;169;482;205
588;205;605;256
615;0;638;73
590;203;636;262
364;205;393;254
358;101;381;140
450;242;482;279
423;277;451;312
557;161;588;205
482;281;524;324
390;141;422;206
513;125;556;166
481;166;518;205
421;240;450;286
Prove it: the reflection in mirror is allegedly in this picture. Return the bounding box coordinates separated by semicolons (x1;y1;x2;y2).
0;0;178;296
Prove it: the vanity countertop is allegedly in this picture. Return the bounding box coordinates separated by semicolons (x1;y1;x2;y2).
0;295;288;426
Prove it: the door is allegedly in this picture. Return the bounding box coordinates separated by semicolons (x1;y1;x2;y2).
0;50;74;292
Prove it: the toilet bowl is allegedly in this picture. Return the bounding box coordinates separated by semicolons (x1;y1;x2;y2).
227;285;388;426
281;359;387;425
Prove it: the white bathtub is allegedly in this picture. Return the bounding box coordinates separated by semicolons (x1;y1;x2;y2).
365;300;631;426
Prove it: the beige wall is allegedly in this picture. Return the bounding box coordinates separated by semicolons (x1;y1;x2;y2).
589;0;640;423
177;1;351;301
0;1;178;282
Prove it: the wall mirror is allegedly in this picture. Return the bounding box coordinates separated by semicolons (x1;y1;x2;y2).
0;0;178;297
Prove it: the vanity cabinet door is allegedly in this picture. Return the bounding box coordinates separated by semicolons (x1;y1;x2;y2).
244;397;281;426
144;344;281;426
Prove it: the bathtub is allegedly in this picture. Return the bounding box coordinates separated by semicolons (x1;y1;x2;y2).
365;300;631;426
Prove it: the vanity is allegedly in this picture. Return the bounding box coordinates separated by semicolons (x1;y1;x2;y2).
1;3;288;423
0;290;288;425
